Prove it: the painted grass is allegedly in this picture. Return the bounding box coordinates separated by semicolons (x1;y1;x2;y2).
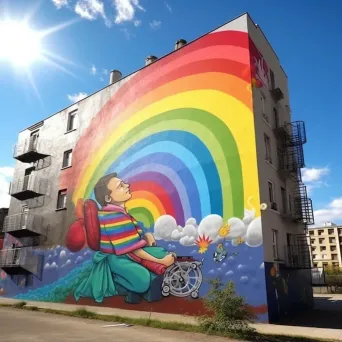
0;302;338;342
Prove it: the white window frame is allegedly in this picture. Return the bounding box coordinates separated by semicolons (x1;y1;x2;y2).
57;189;67;210
62;149;73;168
67;110;77;132
272;229;279;260
264;134;272;163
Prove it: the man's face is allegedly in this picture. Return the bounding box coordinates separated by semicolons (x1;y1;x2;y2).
107;177;132;204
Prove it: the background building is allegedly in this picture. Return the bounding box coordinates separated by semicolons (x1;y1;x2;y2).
308;222;342;269
0;13;313;323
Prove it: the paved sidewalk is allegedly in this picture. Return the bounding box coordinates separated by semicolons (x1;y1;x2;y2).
1;297;342;341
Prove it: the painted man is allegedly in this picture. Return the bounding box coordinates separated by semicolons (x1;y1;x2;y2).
74;173;175;304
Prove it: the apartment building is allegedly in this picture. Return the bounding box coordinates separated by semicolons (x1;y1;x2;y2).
0;208;8;250
0;13;314;323
308;223;342;269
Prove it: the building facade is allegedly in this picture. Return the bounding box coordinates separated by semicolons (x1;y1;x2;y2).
0;13;314;323
308;223;342;269
0;208;9;250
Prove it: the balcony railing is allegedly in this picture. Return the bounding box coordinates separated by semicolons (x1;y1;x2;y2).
293;183;315;225
9;175;48;201
284;236;311;269
274;121;307;147
13;137;49;163
278;144;305;173
0;247;44;279
3;213;45;238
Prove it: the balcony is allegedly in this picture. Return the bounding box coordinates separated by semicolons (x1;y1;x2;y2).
3;213;45;238
13;137;49;163
0;247;44;279
274;121;307;147
278;144;305;174
293;183;315;225
270;87;284;102
284;235;311;269
9;175;48;201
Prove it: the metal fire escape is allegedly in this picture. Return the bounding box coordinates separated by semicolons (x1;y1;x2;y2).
274;121;314;225
284;234;312;269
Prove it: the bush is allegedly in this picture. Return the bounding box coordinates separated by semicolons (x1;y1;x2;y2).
197;279;255;336
13;301;27;308
73;308;97;319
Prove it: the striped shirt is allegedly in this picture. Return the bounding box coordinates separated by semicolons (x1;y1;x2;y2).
98;204;146;255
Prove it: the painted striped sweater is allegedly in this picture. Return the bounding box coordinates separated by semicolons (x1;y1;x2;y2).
98;206;147;255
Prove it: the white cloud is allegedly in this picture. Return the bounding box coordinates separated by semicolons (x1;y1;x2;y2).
164;1;172;13
302;167;329;183
91;64;97;75
149;20;161;30
114;0;144;24
52;0;68;9
75;0;112;27
313;197;342;227
102;68;108;75
120;28;133;39
0;167;14;208
68;92;88;103
133;19;141;27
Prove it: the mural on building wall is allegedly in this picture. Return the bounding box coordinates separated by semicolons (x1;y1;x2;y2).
1;29;271;320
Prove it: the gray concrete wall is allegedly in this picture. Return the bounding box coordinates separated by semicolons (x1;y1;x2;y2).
8;74;135;247
247;15;307;264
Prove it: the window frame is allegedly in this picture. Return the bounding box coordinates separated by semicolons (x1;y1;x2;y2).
66;110;77;132
268;180;275;203
272;229;279;260
57;189;67;210
62;149;73;169
264;134;272;163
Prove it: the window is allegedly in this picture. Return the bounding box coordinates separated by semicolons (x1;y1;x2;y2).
288;194;293;214
319;238;325;244
67;110;77;132
57;189;67;209
281;187;287;213
261;93;266;115
332;254;338;261
30;130;39;150
329;237;336;244
338;228;342;235
323;263;328;268
62;150;73;168
311;239;315;244
328;229;334;235
264;134;272;163
318;230;324;236
314;263;318;268
270;69;275;90
320;246;326;252
273;107;279;128
272;229;279;260
331;246;337;252
268;181;275;203
309;231;314;236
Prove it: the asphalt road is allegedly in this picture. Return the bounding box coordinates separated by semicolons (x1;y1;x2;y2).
0;307;238;342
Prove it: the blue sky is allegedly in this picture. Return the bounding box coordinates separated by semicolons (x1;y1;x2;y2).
0;0;341;226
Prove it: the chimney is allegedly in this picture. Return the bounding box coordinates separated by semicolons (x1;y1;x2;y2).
109;70;122;85
145;55;158;66
175;39;187;50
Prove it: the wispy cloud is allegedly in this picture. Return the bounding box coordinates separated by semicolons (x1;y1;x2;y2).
68;92;88;103
102;68;108;75
120;27;133;39
149;20;161;30
75;0;112;27
313;197;342;227
0;167;14;208
302;167;329;195
52;0;69;9
114;0;145;24
90;64;97;75
133;19;141;27
164;1;172;13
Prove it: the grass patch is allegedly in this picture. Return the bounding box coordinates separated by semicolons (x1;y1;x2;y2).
0;303;338;342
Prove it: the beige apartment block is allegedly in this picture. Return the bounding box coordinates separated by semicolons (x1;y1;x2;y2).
308;223;342;268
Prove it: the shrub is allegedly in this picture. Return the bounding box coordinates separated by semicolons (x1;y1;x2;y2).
197;279;255;336
14;301;27;308
73;308;97;319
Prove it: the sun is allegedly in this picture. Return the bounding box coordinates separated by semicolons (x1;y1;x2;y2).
0;20;42;67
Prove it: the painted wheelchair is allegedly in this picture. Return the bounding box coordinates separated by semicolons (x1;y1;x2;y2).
161;256;203;299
